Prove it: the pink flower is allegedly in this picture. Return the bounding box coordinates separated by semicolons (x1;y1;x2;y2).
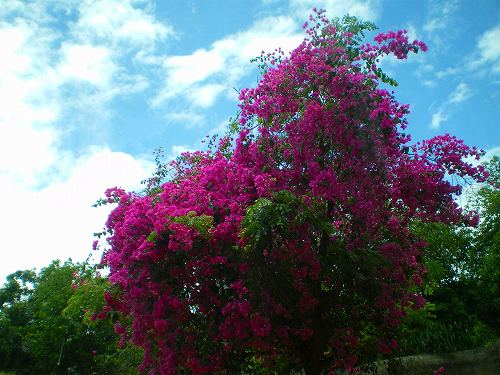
98;9;486;373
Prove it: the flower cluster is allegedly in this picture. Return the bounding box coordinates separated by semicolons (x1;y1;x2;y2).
99;11;487;374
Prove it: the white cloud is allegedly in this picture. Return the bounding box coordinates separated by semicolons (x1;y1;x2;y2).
0;122;57;185
0;19;59;186
0;0;173;177
436;67;460;79
432;22;500;80
57;43;117;87
422;80;436;87
165;112;205;127
0;0;71;24
289;0;381;21
59;1;174;102
0;0;174;142
0;1;171;281
470;23;500;74
430;110;448;130
73;0;174;49
0;148;153;282
227;16;302;61
164;50;225;87
423;0;458;33
449;83;471;104
154;15;302;108
188;84;226;108
421;0;461;53
429;82;472;129
0;22;32;73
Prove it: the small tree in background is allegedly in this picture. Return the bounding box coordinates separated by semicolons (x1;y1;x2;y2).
398;157;499;356
0;261;97;374
98;11;488;374
0;261;142;375
0;269;36;372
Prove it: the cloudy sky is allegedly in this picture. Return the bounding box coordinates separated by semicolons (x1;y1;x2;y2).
0;0;499;281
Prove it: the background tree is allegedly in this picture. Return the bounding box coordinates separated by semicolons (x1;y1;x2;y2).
63;266;143;375
473;157;500;329
398;157;499;355
0;260;141;375
0;269;36;371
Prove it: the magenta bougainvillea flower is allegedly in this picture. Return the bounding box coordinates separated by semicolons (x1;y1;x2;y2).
98;11;487;374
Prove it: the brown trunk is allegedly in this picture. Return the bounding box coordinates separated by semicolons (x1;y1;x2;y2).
301;332;324;375
303;361;322;375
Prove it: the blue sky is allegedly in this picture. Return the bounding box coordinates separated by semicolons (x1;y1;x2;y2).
0;0;499;281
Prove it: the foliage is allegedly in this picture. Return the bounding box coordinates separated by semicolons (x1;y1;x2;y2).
473;157;500;329
0;260;142;375
0;270;36;371
98;10;488;374
397;157;499;355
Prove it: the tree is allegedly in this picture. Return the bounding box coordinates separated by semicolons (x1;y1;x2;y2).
0;260;141;375
63;265;143;375
397;157;499;355
473;157;500;329
99;11;488;374
0;269;36;371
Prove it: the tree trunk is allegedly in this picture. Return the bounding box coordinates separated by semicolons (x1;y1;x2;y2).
301;332;325;375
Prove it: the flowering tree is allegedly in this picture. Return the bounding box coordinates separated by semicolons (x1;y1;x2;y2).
98;12;488;374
